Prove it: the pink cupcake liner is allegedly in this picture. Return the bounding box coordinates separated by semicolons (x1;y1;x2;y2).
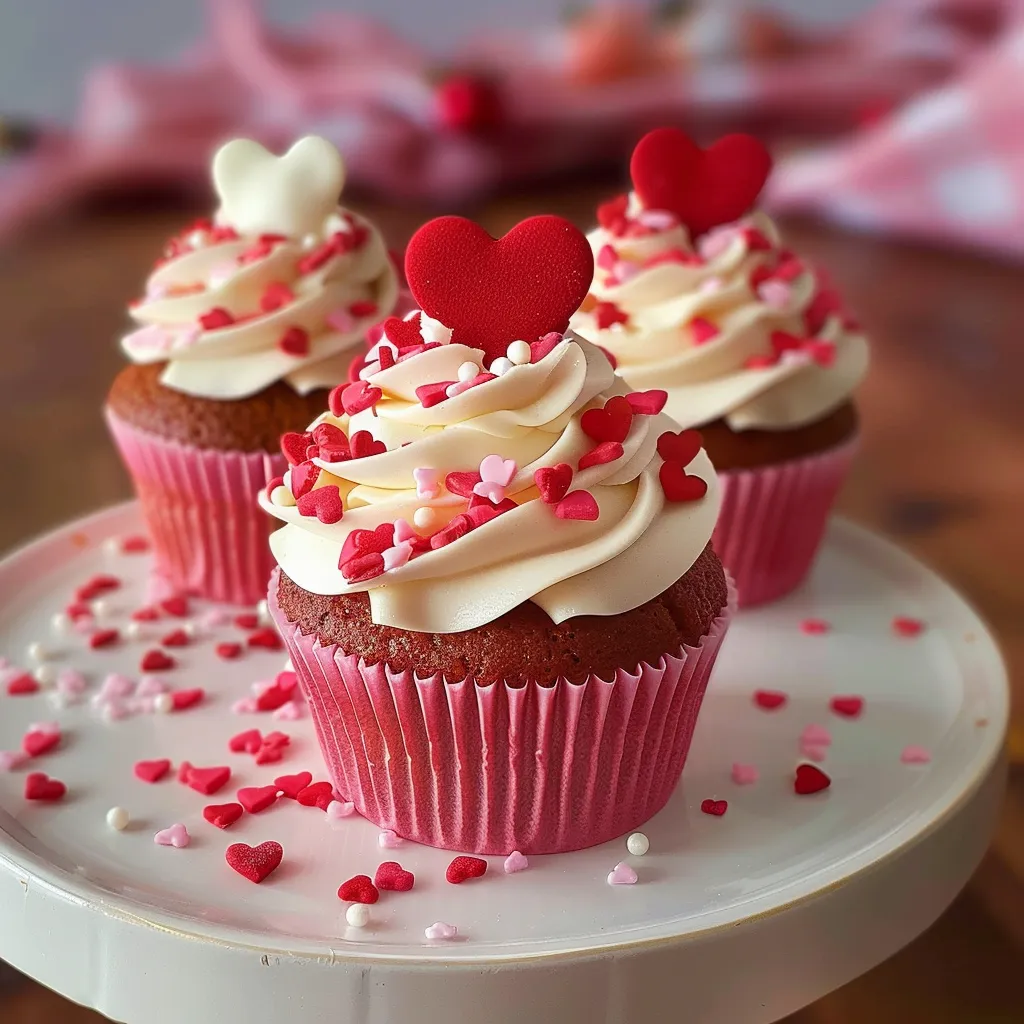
712;436;858;608
106;408;283;607
268;569;734;855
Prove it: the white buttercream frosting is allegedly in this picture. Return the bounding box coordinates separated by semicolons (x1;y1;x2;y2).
570;196;868;431
121;137;398;400
260;324;720;633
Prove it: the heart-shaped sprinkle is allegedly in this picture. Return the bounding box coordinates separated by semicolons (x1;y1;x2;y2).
288;460;320;500
280;431;312;466
794;763;831;795
406;215;593;365
260;281;294;312
534;463;573;504
531;331;564;363
594;301;628;330
312;422;351;463
274;771;313;799
229;729;263;754
381;314;424;349
901;745;932;765
892;616;925;637
326;800;356;820
349;430;386;459
625;390;667;415
1;751;28;771
89;628;120;649
341;551;386;583
154;823;190;848
247;628;283;651
237;785;279;814
429;513;474;551
225;841;283;883
800;618;831;635
338;875;379;904
378;829;403;849
630;128;772;237
579;441;624;471
700;798;728;816
799;741;828;763
607;862;638;886
255;743;284;765
6;673;38;696
171;688;204;711
296;486;344;525
656;429;703;466
753;689;788;710
424;922;458;941
503;851;529;874
338;523;395;566
215;642;243;661
134;759;171;784
278;326;310;357
731;763;759;785
801;723;832;748
255;684;288;712
24;772;66;801
829;695;864;719
185;765;231;796
340;380;383;416
581;395;633;444
554;490;599;521
446;856;487;884
375;861;415;892
22;729;60;758
415;381;455;408
691;317;720;345
160;595;189;617
297;781;335;811
659;462;708;503
203;803;244;829
444;471;482;498
140;649;175;672
160;628;190;648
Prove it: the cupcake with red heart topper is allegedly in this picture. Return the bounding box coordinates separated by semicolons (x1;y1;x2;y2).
571;127;869;607
261;213;733;855
106;136;398;606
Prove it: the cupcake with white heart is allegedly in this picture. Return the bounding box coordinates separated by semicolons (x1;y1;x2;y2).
261;213;733;856
106;136;399;606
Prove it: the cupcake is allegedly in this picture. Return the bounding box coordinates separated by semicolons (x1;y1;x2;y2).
106;136;398;605
262;213;732;855
570;127;869;606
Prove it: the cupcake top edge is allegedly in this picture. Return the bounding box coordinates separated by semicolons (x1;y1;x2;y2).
569;127;869;433
121;136;398;402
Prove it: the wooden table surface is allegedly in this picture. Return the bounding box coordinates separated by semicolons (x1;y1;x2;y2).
0;190;1021;1023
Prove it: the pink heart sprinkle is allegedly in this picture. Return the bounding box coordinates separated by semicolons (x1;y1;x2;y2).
0;751;28;772
413;467;440;499
154;823;190;849
800;723;832;747
136;675;168;697
637;209;677;231
273;701;303;721
901;745;932;765
55;669;87;696
596;244;617;270
479;454;516;487
232;698;258;714
425;922;458;941
698;227;737;261
100;673;135;699
393;518;417;544
555;490;599;522
730;762;759;785
607;862;638;886
503;850;529;874
699;276;725;293
201;608;232;629
757;280;793;309
378;829;403;849
327;308;355;334
383;542;414;572
799;741;829;763
326;800;356;820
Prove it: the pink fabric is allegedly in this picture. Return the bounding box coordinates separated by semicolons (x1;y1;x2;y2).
268;569;735;855
713;438;858;608
106;408;281;607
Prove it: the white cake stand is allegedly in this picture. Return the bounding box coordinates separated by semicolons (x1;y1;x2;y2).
0;504;1008;1024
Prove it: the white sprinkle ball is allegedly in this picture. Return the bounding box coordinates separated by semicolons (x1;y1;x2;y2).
27;641;50;663
271;486;297;507
302;233;319;250
257;599;271;625
33;664;58;686
154;693;174;714
457;361;479;383
102;536;122;556
489;357;514;376
346;903;371;929
413;506;436;530
626;832;650;857
181;621;198;638
507;340;531;365
106;807;130;831
50;612;71;634
91;598;113;620
124;621;144;641
186;229;207;249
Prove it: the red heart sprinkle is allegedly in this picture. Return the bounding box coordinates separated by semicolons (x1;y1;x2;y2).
140;649;175;672
247;628;283;651
405;215;593;365
171;688;204;711
278;326;310;356
67;601;94;621
89;628;120;649
160;595;189;617
659;462;708;503
260;281;294;312
296;781;335;811
829;695;864;719
555;490;599;521
24;772;66;802
255;743;284;766
288;460;320;499
375;861;415;892
800;618;831;635
429;513;474;550
597;193;628;232
185;765;231;796
132;606;159;622
234;613;259;630
75;574;121;601
229;729;263;754
753;689;788;710
625;390;667;415
794;764;831;796
446;855;487;884
338;875;379;904
340;551;386;583
122;535;149;553
255;685;289;712
237;785;279;814
700;799;728;816
339;523;395;565
225;841;283;884
691;317;720;345
341;380;383;415
581;395;633;444
630;128;772;237
350;430;386;459
6;673;39;696
594;301;629;330
530;331;564;363
770;330;804;357
415;381;455;408
134;758;171;784
444;471;482;498
216;642;243;661
348;299;378;318
280;431;313;466
381;314;423;349
534;463;573;504
22;730;60;758
578;441;623;471
892;616;924;637
296;487;344;525
177;761;193;783
161;629;190;648
203;803;244;829
274;771;313;799
263;729;292;747
656;429;703;466
312;423;351;462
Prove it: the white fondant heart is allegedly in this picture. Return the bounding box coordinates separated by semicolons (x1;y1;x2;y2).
212;136;346;239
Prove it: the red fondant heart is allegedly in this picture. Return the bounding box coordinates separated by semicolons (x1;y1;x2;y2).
134;758;171;783
555;490;599;521
274;771;313;799
312;423;350;463
171;687;204;710
204;803;244;829
280;431;312;466
530;331;565;363
24;772;65;802
892;616;924;638
339;523;396;566
341;551;386;583
415;381;455;408
160;595;189;617
140;649;175;672
289;461;320;500
700;798;728;816
161;629;189;648
247;627;283;651
237;785;279;814
444;470;482;497
829;695;865;719
405;215;593;364
381;313;423;349
659;463;708;503
215;642;242;660
22;730;60;758
296;781;335;811
578;441;624;471
185;765;231;796
6;672;38;695
581;395;633;444
226;841;283;883
255;743;284;766
375;861;415;892
349;430;386;459
255;684;289;712
229;729;263;754
794;764;831;796
338;875;379;904
753;689;788;711
656;429;703;466
446;855;488;884
625;390;667;416
341;380;382;416
534;463;573;504
630;128;773;238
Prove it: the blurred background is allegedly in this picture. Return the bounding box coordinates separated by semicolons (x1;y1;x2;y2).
0;1;1022;1022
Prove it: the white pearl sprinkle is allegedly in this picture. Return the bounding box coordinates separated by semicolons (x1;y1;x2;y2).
181;621;198;638
49;691;72;710
106;807;130;831
91;598;113;620
626;832;650;857
413;506;436;530
124;621;144;641
271;486;297;508
346;903;371;928
507;340;531;365
27;641;50;663
50;612;71;635
186;229;207;248
457;361;479;383
33;664;58;686
257;599;271;626
154;693;174;715
102;536;122;556
302;233;319;250
489;357;515;376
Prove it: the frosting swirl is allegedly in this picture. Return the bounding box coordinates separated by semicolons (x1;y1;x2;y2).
121;137;398;400
570;196;869;431
260;321;719;634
